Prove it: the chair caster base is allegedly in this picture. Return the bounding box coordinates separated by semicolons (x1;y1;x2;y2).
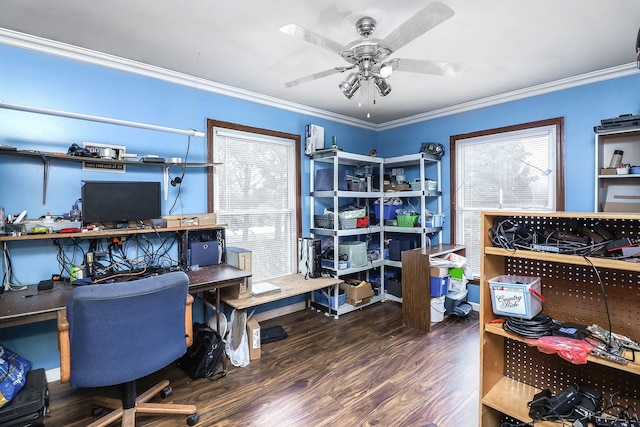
92;406;104;417
160;386;172;399
187;412;200;425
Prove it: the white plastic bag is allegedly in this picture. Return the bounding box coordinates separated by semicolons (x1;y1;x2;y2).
224;309;250;367
429;252;467;268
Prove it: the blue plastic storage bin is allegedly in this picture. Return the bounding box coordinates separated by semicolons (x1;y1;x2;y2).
430;275;450;297
314;288;346;307
375;203;403;220
315;169;348;191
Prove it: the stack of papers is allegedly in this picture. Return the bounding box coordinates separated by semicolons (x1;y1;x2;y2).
251;281;281;296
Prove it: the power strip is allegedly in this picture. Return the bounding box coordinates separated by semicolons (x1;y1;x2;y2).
594;416;640;427
531;244;560;253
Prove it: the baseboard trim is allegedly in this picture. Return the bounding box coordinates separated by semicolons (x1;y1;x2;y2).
45;367;60;383
253;302;306;323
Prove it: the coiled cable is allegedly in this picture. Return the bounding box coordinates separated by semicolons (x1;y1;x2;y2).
504;314;559;338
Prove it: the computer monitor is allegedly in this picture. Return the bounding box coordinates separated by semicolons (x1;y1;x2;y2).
81;181;161;226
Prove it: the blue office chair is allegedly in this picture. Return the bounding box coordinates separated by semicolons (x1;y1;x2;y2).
57;271;200;426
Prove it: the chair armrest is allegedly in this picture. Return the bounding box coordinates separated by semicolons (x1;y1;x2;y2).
57;309;71;384
185;294;194;347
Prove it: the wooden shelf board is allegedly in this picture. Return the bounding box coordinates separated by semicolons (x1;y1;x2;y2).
2;148;220;167
484;323;640;375
0;223;226;242
481;377;559;426
484;247;640;273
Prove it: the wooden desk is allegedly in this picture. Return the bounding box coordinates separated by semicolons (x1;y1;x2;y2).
0;284;69;328
222;274;342;311
186;264;251;333
0;264;250;329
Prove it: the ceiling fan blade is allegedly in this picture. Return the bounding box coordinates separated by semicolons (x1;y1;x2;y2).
391;58;462;77
285;67;351;88
279;24;348;55
381;1;455;53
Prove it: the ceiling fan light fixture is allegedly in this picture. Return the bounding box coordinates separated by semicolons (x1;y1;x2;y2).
379;62;393;79
339;73;361;99
374;77;391;97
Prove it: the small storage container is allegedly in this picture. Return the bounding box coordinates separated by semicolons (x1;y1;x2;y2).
375;203;403;220
410;178;438;191
313;288;346;307
315;169;348;191
430;275;450;297
397;215;418;227
385;280;402;298
338;241;368;267
321;259;350;270
489;275;543;319
445;289;468;315
431;295;446;322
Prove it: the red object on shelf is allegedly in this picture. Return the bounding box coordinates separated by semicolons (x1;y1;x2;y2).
356;216;370;228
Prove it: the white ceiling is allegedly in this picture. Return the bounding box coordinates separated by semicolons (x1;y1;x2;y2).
1;0;639;125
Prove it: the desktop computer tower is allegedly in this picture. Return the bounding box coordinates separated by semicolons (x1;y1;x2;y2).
225;247;252;298
298;238;321;278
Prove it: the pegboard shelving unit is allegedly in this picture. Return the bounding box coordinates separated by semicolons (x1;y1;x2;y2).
479;211;640;426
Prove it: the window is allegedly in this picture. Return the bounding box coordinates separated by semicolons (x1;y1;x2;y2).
450;118;565;276
207;120;301;281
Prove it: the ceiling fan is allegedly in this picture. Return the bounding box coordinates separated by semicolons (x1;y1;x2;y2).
279;1;461;101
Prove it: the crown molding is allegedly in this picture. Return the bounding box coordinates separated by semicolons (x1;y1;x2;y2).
0;28;376;130
377;63;639;131
1;28;636;132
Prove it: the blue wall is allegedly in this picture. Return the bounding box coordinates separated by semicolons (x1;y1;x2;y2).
1;41;640;372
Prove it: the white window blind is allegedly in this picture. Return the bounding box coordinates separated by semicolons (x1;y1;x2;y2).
213;128;297;281
455;125;558;276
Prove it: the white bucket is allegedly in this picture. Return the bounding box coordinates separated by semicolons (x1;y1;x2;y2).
208;311;228;339
431;295;446;322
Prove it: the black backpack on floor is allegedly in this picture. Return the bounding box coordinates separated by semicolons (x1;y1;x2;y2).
178;323;226;380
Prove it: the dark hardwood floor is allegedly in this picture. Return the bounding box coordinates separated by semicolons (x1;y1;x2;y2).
46;301;480;427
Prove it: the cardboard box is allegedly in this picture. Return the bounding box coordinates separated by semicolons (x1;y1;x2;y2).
161;213;217;227
430;267;449;277
224;247;252;299
340;280;373;306
600;168;618;175
383;183;411;192
196;213;217;225
602;185;640;212
304;124;324;155
246;318;261;360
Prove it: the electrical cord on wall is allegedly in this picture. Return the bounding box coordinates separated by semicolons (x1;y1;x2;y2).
2;246;27;291
168;134;191;215
583;256;615;354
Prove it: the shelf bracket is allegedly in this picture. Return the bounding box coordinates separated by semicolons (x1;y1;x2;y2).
39;153;50;205
163;165;169;201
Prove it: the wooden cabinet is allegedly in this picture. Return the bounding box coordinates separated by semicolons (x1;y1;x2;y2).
401;244;465;332
479;211;640;426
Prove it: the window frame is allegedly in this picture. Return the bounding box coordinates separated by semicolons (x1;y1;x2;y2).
206;119;302;276
449;117;565;258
